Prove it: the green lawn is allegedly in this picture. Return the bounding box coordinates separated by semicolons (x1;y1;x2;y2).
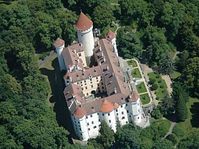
127;59;138;67
170;71;181;80
136;82;147;93
140;93;150;104
148;72;168;100
131;68;142;78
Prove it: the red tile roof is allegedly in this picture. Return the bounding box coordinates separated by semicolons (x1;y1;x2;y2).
74;106;86;118
53;38;65;48
100;100;114;113
75;12;93;31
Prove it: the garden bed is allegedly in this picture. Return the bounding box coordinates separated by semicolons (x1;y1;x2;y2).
140;93;150;104
136;82;147;93
148;72;167;100
127;59;137;67
131;68;142;78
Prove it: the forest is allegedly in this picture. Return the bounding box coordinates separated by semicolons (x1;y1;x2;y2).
0;0;199;148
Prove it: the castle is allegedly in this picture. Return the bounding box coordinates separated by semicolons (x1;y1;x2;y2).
53;12;147;141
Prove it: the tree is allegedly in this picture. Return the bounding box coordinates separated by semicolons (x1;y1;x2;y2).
0;101;17;125
182;57;199;97
178;130;199;149
160;94;175;117
172;82;188;121
93;1;116;30
158;55;174;74
141;26;172;70
176;93;188;121
119;0;154;26
0;126;20;149
115;124;141;149
159;1;185;40
0;74;22;101
153;139;174;149
98;121;114;148
117;27;143;59
151;108;163;119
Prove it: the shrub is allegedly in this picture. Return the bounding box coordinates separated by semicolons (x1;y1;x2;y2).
151;83;158;90
151;108;163;119
149;78;156;85
166;133;178;145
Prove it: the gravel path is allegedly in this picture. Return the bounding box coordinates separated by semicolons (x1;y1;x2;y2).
163;122;176;139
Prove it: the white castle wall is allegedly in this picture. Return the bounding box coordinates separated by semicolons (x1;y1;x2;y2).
85;113;101;138
72;100;144;141
56;44;66;70
99;110;117;132
72;115;89;141
116;104;129;126
77;26;94;64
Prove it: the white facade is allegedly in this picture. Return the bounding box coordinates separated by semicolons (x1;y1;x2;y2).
72;99;144;141
77;26;94;64
111;37;118;57
55;44;66;70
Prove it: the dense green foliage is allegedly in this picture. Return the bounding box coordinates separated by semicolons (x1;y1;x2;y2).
0;0;81;148
0;0;199;148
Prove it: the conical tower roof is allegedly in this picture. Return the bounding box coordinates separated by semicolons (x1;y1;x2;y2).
75;12;93;31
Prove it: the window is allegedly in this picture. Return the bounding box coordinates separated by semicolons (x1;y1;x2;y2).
92;121;94;124
88;128;90;131
91;85;93;88
102;113;104;116
122;116;125;119
122;112;124;114
93;126;97;129
87;123;89;126
90;78;92;81
108;113;110;116
109;120;111;123
78;53;81;56
127;110;129;113
116;109;118;112
85;87;87;89
86;116;88;119
90;115;93;117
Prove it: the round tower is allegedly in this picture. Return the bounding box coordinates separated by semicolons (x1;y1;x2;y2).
53;38;66;70
100;100;117;132
73;107;89;141
106;30;118;57
75;12;94;65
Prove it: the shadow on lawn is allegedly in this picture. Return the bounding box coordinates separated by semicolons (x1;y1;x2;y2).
40;58;76;139
190;102;199;128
